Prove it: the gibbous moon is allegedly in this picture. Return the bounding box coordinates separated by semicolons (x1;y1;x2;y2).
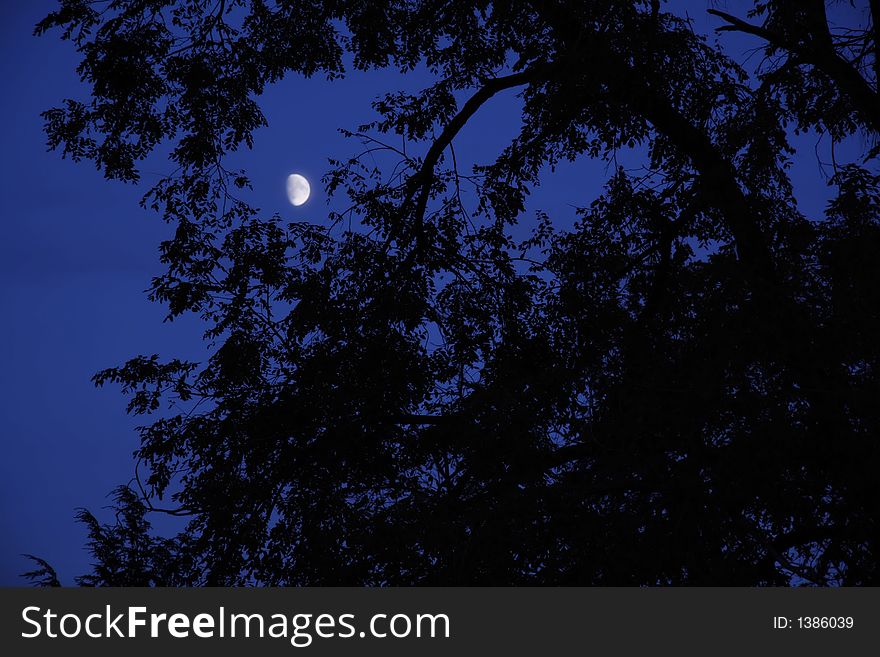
286;173;311;206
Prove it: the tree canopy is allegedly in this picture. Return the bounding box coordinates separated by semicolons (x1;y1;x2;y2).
30;0;880;585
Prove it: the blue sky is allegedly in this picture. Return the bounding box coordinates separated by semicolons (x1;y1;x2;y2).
0;1;866;585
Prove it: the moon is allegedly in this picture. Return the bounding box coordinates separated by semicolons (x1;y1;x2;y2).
286;173;311;206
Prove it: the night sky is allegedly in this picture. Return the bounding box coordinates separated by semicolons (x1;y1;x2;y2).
0;1;865;585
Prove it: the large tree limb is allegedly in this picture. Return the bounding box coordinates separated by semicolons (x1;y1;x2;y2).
601;66;777;284
402;65;556;232
708;8;880;135
524;2;777;286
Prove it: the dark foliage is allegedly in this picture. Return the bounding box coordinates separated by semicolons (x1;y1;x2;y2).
26;0;880;585
22;555;61;587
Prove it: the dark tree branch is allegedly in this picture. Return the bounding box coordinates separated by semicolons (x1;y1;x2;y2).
708;8;880;135
526;2;776;286
602;68;777;285
22;555;62;587
403;65;556;233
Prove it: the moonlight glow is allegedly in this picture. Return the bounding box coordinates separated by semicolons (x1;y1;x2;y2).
286;173;311;206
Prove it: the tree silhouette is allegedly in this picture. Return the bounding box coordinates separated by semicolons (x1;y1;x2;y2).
28;0;880;585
